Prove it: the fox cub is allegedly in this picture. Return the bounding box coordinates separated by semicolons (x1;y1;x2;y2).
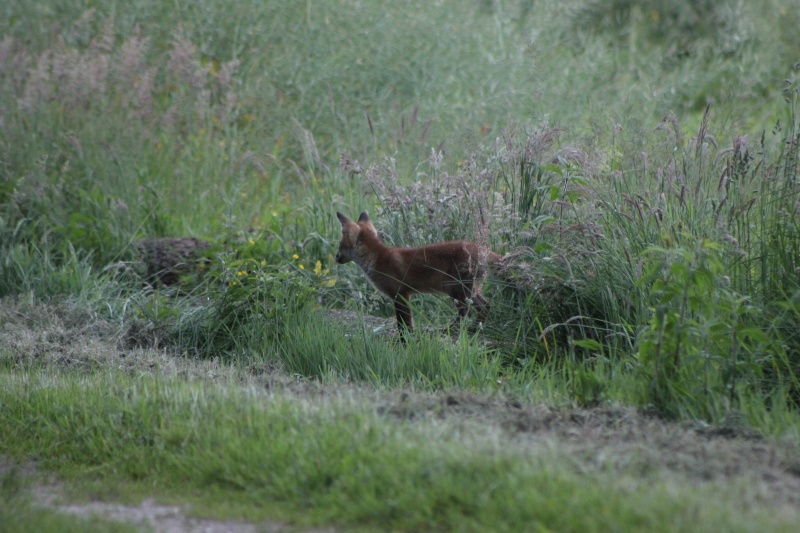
335;211;500;338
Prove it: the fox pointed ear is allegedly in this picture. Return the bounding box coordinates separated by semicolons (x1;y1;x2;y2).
358;212;378;237
336;212;351;225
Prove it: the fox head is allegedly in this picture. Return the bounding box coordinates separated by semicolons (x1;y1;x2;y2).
335;211;377;264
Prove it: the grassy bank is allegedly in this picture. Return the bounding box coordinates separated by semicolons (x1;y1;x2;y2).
1;368;797;533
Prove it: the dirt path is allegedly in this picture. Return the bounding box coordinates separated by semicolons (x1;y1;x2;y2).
36;488;265;533
2;462;335;533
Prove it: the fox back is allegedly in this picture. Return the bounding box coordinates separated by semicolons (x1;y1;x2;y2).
335;211;500;336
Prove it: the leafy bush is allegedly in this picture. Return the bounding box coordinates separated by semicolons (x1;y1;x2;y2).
635;239;773;418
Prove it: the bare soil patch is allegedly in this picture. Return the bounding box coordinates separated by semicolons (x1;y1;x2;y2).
35;488;265;533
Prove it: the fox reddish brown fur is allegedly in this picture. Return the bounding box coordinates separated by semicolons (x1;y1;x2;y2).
336;211;500;337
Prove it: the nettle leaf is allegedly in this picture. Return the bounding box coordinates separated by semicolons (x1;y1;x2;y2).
573;338;603;351
539;163;563;175
735;326;770;345
570;176;588;187
668;261;689;280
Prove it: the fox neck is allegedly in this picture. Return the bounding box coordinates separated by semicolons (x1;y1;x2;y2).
353;230;389;277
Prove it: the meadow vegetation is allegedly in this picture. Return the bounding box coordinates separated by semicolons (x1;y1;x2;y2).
1;0;800;531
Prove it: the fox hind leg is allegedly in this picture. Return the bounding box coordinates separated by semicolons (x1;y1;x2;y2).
454;285;490;332
471;292;490;325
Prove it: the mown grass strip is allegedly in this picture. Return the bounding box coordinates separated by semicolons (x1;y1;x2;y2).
0;370;795;533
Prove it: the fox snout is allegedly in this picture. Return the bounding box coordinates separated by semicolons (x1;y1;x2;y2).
335;211;359;264
335;247;353;264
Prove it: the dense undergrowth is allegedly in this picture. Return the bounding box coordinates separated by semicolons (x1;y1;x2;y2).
2;1;800;433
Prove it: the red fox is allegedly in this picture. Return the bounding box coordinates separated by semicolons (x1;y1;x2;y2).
335;211;501;338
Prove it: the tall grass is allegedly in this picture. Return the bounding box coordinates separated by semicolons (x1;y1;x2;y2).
272;310;505;390
328;92;800;421
2;1;798;259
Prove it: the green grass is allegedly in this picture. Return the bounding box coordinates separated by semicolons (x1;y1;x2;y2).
0;368;797;533
2;0;800;529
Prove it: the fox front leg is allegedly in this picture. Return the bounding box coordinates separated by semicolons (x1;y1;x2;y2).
393;295;414;343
